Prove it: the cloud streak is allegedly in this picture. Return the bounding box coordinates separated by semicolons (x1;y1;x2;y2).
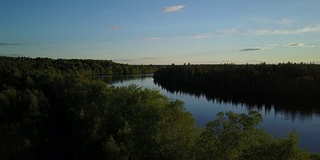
239;48;262;52
107;25;120;30
217;29;239;35
162;5;185;13
143;57;157;59
176;33;212;40
0;42;22;46
279;18;295;26
246;25;320;35
238;45;277;52
145;37;163;41
285;43;314;48
251;17;295;26
145;33;212;41
113;58;133;62
0;53;25;57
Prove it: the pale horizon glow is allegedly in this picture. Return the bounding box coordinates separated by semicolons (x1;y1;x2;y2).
0;1;319;64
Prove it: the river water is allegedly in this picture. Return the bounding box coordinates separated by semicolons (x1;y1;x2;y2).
109;76;320;153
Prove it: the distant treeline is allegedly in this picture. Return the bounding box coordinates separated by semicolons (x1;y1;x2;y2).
0;56;161;78
1;57;319;159
154;63;320;108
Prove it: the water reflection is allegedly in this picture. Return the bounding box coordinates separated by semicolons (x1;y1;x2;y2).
95;74;153;84
153;78;320;120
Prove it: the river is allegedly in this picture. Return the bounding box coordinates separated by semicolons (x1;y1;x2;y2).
108;75;320;153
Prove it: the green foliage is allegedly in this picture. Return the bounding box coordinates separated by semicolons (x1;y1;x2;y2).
196;111;313;160
82;85;198;159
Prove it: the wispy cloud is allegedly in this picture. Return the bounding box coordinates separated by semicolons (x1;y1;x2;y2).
176;33;212;40
264;45;277;49
162;5;186;13
145;33;212;41
217;29;239;35
251;17;295;26
246;25;320;35
239;47;262;52
285;43;314;48
0;53;25;57
113;58;133;62
238;45;277;52
279;18;295;26
202;59;267;64
107;25;120;30
145;37;163;41
143;57;157;59
0;42;23;46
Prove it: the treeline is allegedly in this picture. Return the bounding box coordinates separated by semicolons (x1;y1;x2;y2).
154;63;320;109
1;57;319;159
0;56;160;78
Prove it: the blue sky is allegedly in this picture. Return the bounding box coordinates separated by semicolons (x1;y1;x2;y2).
1;0;319;64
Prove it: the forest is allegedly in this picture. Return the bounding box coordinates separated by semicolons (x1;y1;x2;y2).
154;63;320;111
1;57;319;159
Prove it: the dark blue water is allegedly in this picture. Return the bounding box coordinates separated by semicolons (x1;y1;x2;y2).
111;76;320;153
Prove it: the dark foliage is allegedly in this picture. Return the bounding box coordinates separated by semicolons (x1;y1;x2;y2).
153;63;320;111
0;57;319;159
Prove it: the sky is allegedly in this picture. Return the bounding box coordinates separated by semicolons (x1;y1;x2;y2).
1;0;319;64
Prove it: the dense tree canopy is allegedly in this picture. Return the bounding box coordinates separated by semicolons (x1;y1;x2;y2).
154;63;320;110
0;56;160;78
1;57;319;159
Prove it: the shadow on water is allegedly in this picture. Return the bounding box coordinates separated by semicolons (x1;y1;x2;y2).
94;74;153;84
97;75;320;121
153;78;320;120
